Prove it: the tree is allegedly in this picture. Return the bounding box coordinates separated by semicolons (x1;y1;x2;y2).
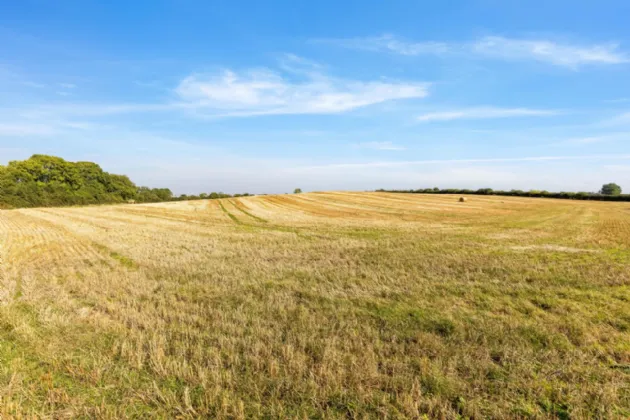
0;155;179;208
152;188;173;201
294;188;302;194
600;183;622;196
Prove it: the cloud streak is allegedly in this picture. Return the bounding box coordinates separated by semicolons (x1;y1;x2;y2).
558;132;630;145
0;119;105;137
473;36;628;68
292;154;630;171
315;34;452;56
321;34;629;68
354;141;406;151
0;123;58;136
416;107;558;122
175;68;430;117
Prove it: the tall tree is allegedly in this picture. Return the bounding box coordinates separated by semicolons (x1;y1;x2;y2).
600;183;622;196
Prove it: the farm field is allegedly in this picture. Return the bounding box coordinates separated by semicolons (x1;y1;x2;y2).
0;192;629;418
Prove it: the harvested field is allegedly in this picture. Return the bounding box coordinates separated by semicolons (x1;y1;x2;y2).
1;192;629;418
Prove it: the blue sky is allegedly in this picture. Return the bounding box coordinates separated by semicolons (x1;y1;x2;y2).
1;0;630;194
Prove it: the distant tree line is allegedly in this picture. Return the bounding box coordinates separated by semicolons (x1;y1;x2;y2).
0;155;251;209
173;192;252;202
378;183;630;202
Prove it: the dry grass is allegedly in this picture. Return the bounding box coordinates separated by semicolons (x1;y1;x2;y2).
1;192;629;418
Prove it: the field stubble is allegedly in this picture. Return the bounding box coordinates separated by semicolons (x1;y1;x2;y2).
0;192;629;418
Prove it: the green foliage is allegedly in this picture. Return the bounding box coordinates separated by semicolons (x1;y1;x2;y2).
135;186;174;203
0;155;257;209
0;155;171;208
600;183;622;196
294;188;303;194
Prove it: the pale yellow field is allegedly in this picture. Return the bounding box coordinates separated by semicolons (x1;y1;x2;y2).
1;192;629;418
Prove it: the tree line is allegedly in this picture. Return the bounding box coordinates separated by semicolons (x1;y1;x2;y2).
0;155;250;209
378;183;629;202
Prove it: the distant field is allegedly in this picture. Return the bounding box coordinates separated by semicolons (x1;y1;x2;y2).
1;192;629;418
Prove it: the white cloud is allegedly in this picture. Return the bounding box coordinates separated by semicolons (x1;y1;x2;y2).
473;36;628;68
175;68;430;117
354;141;406;151
416;107;558;122
7;56;429;120
322;34;629;68
316;34;451;56
16;64;428;120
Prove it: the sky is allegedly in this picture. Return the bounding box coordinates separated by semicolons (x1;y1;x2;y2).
1;0;630;194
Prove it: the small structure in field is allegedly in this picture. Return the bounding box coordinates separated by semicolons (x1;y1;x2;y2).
127;199;136;204
459;197;467;203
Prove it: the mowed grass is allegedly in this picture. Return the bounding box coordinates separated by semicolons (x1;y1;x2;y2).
0;192;629;418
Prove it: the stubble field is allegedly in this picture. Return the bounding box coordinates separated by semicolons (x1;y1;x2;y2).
0;192;629;418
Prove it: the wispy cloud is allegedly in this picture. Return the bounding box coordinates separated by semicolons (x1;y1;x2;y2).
14;102;182;118
0;119;103;137
567;136;607;144
603;164;630;173
603;98;630;103
601;111;630;126
22;81;46;88
473;36;628;68
321;34;629;68
13;58;429;120
564;136;607;144
59;83;76;89
315;34;451;56
416;107;558;122
175;67;430;117
616;112;630;122
354;141;406;151
556;131;629;146
0;123;58;136
292;154;630;171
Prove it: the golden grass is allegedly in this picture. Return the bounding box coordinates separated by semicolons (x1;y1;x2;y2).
1;193;629;418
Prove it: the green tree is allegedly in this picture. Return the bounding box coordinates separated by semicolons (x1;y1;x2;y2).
294;188;303;194
152;188;173;201
600;183;622;196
